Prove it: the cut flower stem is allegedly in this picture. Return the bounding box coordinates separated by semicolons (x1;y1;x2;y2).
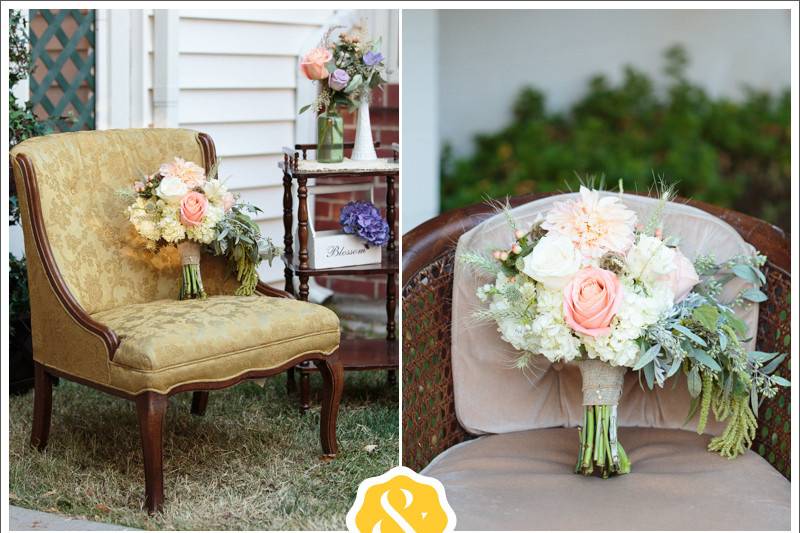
576;405;630;478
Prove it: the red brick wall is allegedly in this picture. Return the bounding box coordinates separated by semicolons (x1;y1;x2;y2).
314;83;398;299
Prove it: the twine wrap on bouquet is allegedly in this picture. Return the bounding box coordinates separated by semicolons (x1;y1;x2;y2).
574;359;626;406
572;359;630;478
177;240;207;300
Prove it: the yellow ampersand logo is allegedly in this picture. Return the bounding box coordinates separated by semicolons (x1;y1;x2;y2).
346;466;456;533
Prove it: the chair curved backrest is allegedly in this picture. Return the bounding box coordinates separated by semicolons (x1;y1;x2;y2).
402;192;790;478
10;128;230;315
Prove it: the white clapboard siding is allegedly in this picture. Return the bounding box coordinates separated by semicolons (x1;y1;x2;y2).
236;188;286;221
188;122;294;158
178;55;297;89
144;10;334;283
179;19;320;56
217;154;284;190
179;89;295;124
180;10;335;25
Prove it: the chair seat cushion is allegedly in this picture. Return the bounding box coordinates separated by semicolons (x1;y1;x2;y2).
93;295;339;394
423;428;789;530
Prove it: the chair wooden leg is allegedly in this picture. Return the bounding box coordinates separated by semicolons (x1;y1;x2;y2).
30;362;53;451
317;355;344;456
300;370;311;414
287;367;297;395
136;392;168;514
190;391;209;416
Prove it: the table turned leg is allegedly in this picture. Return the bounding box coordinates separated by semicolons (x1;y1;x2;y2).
386;174;396;252
282;171;294;295
386;271;397;386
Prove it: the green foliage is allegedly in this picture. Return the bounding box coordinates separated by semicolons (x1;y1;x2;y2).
9;254;30;336
441;45;790;231
9;10;49;152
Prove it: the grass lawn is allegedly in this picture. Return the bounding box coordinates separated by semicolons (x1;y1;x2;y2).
9;369;398;530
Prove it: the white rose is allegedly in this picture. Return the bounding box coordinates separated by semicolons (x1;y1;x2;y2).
626;235;676;287
521;233;581;289
155;176;188;203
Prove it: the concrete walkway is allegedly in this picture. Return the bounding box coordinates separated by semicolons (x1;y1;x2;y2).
10;506;136;531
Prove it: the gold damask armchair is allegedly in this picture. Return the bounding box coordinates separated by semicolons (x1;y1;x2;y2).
10;129;344;514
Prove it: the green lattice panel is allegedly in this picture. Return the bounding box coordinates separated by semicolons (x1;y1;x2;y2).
29;9;95;131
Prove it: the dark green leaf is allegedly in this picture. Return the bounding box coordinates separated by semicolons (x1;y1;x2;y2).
692;304;719;331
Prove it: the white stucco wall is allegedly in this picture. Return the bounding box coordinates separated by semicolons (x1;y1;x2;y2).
401;9;791;231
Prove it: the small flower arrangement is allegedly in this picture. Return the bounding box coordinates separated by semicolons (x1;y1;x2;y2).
340;201;390;247
461;185;788;477
123;157;282;299
299;24;387;115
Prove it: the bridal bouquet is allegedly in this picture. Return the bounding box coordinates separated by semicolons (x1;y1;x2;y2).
124;157;282;299
461;186;788;478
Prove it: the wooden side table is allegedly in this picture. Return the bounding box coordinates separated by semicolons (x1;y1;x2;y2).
280;143;400;412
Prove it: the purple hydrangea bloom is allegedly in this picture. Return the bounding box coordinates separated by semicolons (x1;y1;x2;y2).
328;69;350;91
363;50;384;66
340;201;390;247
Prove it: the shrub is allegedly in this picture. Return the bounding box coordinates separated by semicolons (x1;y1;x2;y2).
441;46;790;231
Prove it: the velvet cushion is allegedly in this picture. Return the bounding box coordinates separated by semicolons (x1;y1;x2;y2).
451;194;759;435
423;428;790;530
92;295;340;394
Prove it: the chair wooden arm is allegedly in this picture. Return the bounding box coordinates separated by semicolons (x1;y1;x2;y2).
402;193;790;478
255;280;294;299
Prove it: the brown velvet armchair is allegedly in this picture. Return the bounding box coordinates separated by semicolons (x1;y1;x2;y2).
402;193;790;528
10;128;344;514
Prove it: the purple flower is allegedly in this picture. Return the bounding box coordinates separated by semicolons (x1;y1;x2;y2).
328;69;350;91
340;201;390;247
363;51;384;67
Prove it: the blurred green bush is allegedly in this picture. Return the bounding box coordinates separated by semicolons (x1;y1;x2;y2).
441;46;790;231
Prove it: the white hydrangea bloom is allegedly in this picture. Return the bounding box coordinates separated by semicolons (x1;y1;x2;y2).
128;198;162;242
159;208;186;243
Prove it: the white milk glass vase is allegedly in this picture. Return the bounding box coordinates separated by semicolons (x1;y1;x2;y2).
351;96;377;161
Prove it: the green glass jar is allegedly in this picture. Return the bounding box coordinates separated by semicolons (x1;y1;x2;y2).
316;110;344;163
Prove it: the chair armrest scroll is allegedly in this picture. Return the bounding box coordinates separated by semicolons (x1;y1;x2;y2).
255;280;294;299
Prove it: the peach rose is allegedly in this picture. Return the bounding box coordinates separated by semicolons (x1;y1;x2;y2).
300;47;332;80
668;249;700;303
563;267;623;337
180;191;208;227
